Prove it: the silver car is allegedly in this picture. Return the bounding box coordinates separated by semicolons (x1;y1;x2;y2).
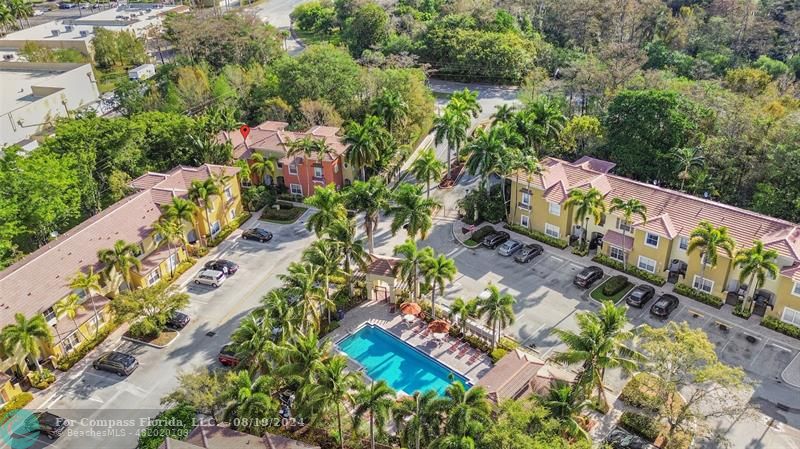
194;269;226;288
497;239;523;256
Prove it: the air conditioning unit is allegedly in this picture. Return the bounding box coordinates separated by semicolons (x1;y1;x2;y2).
51;29;60;36
79;30;90;37
64;24;74;32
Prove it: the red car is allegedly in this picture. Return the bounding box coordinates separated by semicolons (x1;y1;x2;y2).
218;344;239;366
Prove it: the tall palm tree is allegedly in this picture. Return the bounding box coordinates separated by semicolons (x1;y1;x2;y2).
97;240;142;289
608;198;647;268
8;0;32;28
462;124;517;192
387;183;440;240
230;314;279;375
0;4;17;34
301;356;362;449
153;219;182;277
672;146;704;191
249;153;277;186
344;177;391;253
278;330;332;393
304;183;347;236
163;197;200;247
324;218;368;296
303;240;344;322
439;382;491;444
552;300;641;410
279;262;324;331
734;241;779;312
477;285;515;349
518;96;566;152
564;187;607;246
421;253;457;319
687;220;736;281
211;170;234;225
434;108;470;181
188;179;221;241
235;159;252;186
393;239;434;301
0;313;52;373
344;115;389;180
450;89;481;119
449;297;479;336
411;147;445;199
491;104;516;125
69;267;103;336
353;380;396;449
393;390;442;449
259;289;300;342
54;294;88;340
222;370;279;435
372;89;409;134
542;382;592;442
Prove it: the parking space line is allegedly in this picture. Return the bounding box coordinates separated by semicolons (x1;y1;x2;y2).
769;341;792;353
748;339;770;367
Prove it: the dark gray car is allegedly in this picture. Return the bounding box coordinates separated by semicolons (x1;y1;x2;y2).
497;239;523;256
650;294;680;317
482;231;510;249
625;285;656;307
93;351;138;376
514;243;544;263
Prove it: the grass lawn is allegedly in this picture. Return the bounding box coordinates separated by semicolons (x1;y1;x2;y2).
124;329;178;347
260;204;308;224
590;278;634;304
96;67;129;93
294;29;340;46
463;239;479;247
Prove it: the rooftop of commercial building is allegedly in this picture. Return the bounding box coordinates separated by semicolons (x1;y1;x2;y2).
0;62;90;115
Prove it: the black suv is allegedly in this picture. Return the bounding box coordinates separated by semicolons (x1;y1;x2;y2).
574;266;604;288
482;231;510;249
242;228;273;242
35;411;69;440
93;351;138;376
514;243;544;263
204;259;239;275
650;294;680;318
625;285;656;308
166;311;190;329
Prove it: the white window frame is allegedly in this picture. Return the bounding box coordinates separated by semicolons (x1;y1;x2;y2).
693;275;714;294
616;217;632;233
313;165;324;179
679;236;689;251
548;201;561;216
792;282;800;297
211;221;221;236
288;164;298;175
334;163;339;173
168;252;179;272
153;232;164;245
782;306;800;327
146;269;161;286
520;215;530;228
61;331;81;354
229;208;236;220
609;246;625;263
521;192;531;207
637;255;657;274
290;184;303;196
224;186;233;201
43;307;56;324
645;232;659;248
545;223;560;239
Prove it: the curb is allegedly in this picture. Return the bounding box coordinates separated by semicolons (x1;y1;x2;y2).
121;330;180;349
781;351;800;389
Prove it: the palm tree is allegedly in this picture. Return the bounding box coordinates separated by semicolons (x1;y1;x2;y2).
249;153;277;186
189;134;232;165
450;88;481;119
0;4;17;34
259;289;300;341
687;220;736;281
301;356;362;449
393;239;434;301
8;0;32;28
477;285;515;349
344;116;388;180
734;241;779;312
434;108;470;181
54;294;88;340
353;380;396;449
608;197;647;268
421;253;457;319
344;177;391;252
542;382;592;442
564;187;607;247
153;220;182;278
97;240;142;289
287;136;326;196
279;262;324;331
439;382;491;444
449;297;479;335
211;170;234;225
0;313;52;373
230;314;279;375
372;90;409;134
411;147;445;198
222;370;279;435
393;390;442;449
491;104;516;125
673;146;704;191
324;218;368;296
304;183;347;236
278;330;333;392
188;178;221;242
303;240;344;322
387;183;440;240
518;96;567;152
235;159;252;186
552;301;641;410
69;267;103;336
462;124;516;192
163;197;200;247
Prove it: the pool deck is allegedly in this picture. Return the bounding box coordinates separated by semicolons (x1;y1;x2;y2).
327;300;493;384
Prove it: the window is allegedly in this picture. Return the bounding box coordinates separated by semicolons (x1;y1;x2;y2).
211;221;221;236
609;246;625;263
288;164;298;175
224;186;233;201
229;209;236;220
43;307;56;324
168;253;179;272
679;236;689;250
645;233;659;248
290;184;303;196
615;218;632;233
61;332;81;354
548;201;561;216
545;223;560;239
520;192;531;207
693;275;714;294
782;306;800;327
792;282;800;297
520;215;530;228
146;269;161;286
153;232;164;245
637;256;657;273
313;165;323;179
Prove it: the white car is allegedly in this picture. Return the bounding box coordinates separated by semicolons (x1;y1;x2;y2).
194;269;226;288
33;9;45;16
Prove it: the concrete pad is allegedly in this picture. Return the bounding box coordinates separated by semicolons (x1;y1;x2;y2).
703;319;734;349
530;254;569;278
719;330;762;368
753;343;798;380
672;307;710;328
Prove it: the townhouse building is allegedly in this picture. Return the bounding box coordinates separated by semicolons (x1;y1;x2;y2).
222;120;356;197
508;156;800;326
0;164;241;404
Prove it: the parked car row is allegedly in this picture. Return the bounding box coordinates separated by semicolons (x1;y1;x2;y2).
480;230;548;265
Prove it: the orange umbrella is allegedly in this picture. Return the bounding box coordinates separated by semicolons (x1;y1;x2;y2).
400;302;422;315
428;320;451;334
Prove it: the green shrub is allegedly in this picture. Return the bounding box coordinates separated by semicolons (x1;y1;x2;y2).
490;348;508;363
137;404;197;449
619;411;660;442
0;392;34;424
619;373;662;413
463;334;491;353
603;275;630;296
761;315;800;340
164;259;196;284
277;193;304;203
673;283;723;308
571;243;589;256
732;302;752;319
56;320;121;371
28;368;56;389
208;212;252;247
242;186;276;211
128;319;160;339
592;254;666;286
505;224;568;249
261;205;306;222
463;239;478;247
188;245;208;258
497;337;519;351
470;225;495;243
321;320;340;335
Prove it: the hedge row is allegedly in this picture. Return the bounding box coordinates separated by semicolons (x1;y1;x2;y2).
603;275;630;296
761;315;800;340
673;283;724;309
0;392;34;424
469;225;496;244
619;373;662;413
208;212;252;247
592;254;667;286
619;411;661;442
56;320;121;371
505;224;569;249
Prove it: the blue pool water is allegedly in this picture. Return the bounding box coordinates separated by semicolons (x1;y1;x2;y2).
337;325;471;395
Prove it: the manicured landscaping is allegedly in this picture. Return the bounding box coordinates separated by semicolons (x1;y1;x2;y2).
208;212;252;247
260;202;308;223
590;275;633;304
592;254;667;286
761;315;800;340
619;411;661;442
0;393;34;424
505;223;569;249
673;283;724;309
56;320;122;371
469;225;495;244
124;328;179;348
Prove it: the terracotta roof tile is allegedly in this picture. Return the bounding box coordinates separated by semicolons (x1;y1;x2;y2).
604;230;634;250
366;255;400;277
476;349;575;403
222;120;348;163
634;214;678;239
162;425;319;449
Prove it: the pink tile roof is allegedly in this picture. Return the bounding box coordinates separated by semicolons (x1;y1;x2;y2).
634;214;678;239
604;230;634;251
476;349;576;403
221;120;348;163
160;425;319;449
0;164;239;329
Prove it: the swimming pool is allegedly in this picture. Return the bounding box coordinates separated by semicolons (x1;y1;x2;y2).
337;325;471;395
